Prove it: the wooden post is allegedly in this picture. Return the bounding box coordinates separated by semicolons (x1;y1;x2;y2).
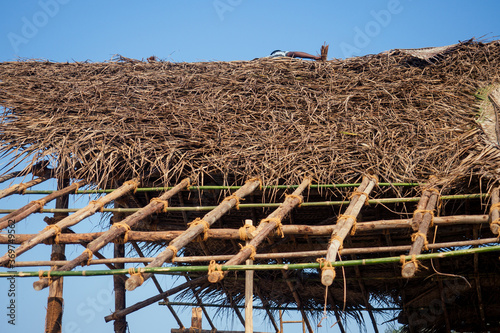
191;307;202;332
244;219;253;333
208;177;311;283
125;178;261;291
401;187;440;278
113;242;127;333
321;176;377;286
489;187;500;235
45;178;68;333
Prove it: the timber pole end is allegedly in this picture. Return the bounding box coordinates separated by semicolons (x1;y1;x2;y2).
401;262;416;278
490;224;499;235
125;275;142;291
320;269;335;287
207;272;223;283
33;278;51;291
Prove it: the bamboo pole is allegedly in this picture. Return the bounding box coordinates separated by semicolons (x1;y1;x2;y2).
0;178;140;268
33;178;188;291
321;176;377;286
244;220;253;333
0;214;489;245
401;187;440;278
0;170;22;184
489;187;500;235
0;180;87;230
124;178;262;291
10;237;500;268
207;177;311;283
4;244;500;279
0;174;51;200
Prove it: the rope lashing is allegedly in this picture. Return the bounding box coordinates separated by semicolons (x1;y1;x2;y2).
239;244;257;260
150;197;169;213
89;200;105;213
82;248;94;266
329;235;344;254
337;214;357;236
208;260;224;280
348;191;370;205
73;182;81;194
123;179;140;193
33;199;47;213
490;202;500;213
261;217;283;238
188;218;211;242
401;254;427;271
17;183;28;195
413;209;435;226
246;177;263;190
43;224;62;244
128;267;144;286
411;231;429;250
38;269;53;285
317;258;336;279
223;194;244;210
182;178;191;190
285;193;303;207
112;222;132;244
166;245;179;262
239;224;256;241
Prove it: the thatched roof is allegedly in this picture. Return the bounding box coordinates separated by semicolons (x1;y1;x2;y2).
1;40;500;189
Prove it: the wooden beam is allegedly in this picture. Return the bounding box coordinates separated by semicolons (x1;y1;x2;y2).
33;178;184;290
207;177;311;283
0;171;51;200
401;187;440;278
489;187;500;235
321;176;377;286
125;178;261;291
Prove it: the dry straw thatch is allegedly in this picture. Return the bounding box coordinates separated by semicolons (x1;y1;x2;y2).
1;40;500;188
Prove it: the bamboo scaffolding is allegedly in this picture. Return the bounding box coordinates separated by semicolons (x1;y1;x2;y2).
0;192;489;215
207;177;311;283
0;214;489;245
0;180;87;230
33;178;188;291
9;237;499;268
321;176;377;286
0;178;140;268
489;187;500;235
401;187;440;278
0;173;51;200
4;244;500;278
124;178;262;291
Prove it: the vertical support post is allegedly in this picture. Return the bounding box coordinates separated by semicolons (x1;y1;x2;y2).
45;178;68;333
191;307;202;332
113;242;127;333
279;310;283;333
244;219;254;333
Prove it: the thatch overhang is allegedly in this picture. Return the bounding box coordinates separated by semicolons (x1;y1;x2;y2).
1;40;500;332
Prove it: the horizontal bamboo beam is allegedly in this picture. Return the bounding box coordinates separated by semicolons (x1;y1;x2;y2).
33;178;190;291
18;182;421;195
125;178;262;291
0;180;87;231
9;237;500;268
0;179;140;267
0;193;488;215
0;214;489;245
3;244;500;278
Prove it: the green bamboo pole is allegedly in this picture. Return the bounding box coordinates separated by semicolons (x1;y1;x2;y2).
19;182;421;195
0;193;489;215
2;244;499;278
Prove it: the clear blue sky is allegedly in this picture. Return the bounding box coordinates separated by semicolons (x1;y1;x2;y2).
0;1;499;333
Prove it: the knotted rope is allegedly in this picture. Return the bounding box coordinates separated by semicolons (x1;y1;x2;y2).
167;245;179;262
239;244;257;260
317;258;336;279
208;260;224;280
238;224;256;241
150;197;169;213
349;191;369;205
246;177;263;190
112;222;132;244
123;179;140;193
188;218;211;242
33;199;47;213
43;224;62;244
223;194;244;210
89;200;105;213
261;217;283;238
128;267;144;286
337;214;357;236
285;193;303;207
411;231;429;250
413;209;435;226
82;248;93;266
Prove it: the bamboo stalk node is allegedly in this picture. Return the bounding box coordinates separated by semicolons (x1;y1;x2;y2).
167;245;179;261
128;267;144;285
317;258;335;278
33;199;47;213
188;218;211;242
112;222;132;244
348;191;370;205
238;244;257;260
123;179;140;193
238;224;256;241
82;248;94;266
89;200;105;213
42;224;62;244
411;231;429;250
207;260;224;283
285;193;303;207
223;194;244;210
150;198;169;213
245;177;262;190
